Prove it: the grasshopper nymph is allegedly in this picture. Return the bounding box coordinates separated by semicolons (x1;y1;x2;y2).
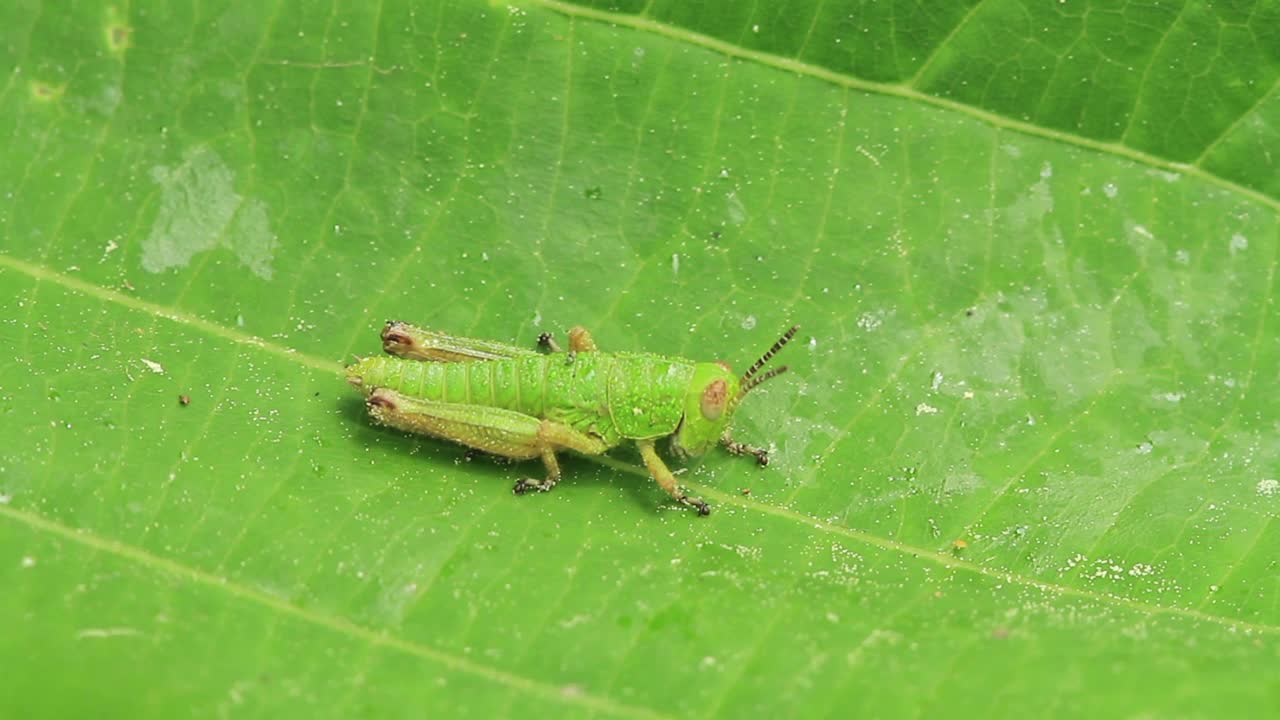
346;323;798;515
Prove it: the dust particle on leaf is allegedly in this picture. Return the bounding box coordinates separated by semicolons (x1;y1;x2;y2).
29;81;64;102
106;22;132;53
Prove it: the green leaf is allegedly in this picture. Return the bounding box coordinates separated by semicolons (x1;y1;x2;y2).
3;1;1278;718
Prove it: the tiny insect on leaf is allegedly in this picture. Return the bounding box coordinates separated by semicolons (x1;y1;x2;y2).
346;322;798;515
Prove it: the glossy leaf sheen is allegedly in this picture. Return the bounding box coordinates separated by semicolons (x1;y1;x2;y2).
2;2;1278;718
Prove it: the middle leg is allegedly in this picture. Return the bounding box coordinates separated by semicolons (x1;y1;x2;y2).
637;439;710;516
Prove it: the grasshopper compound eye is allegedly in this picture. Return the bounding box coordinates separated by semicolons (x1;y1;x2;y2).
700;379;728;421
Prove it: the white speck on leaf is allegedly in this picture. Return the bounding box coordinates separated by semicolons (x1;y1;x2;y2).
726;191;747;225
558;614;591;629
1103;182;1118;198
1230;233;1248;255
672;253;679;275
857;311;883;331
1258;479;1279;497
1008;169;1054;227
140;358;165;374
741;315;757;330
77;627;142;639
20;556;35;568
915;403;938;415
944;473;982;495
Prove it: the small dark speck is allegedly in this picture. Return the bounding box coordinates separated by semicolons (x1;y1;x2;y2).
965;308;975;317
584;186;603;200
740;488;751;496
179;394;191;406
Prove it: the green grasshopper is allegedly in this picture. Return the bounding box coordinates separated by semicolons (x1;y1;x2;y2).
346;322;798;515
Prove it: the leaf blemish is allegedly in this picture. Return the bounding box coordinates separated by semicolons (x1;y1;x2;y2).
142;147;277;280
29;81;64;103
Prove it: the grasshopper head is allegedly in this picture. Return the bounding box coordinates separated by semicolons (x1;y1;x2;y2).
671;326;799;459
672;363;741;458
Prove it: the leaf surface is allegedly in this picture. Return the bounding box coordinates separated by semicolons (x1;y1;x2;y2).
2;1;1278;718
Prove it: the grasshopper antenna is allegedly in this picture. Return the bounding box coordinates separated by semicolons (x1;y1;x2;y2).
739;325;799;395
741;365;789;394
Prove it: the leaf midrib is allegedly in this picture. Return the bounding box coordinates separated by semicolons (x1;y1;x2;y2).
528;0;1280;215
4;253;1277;640
0;503;670;720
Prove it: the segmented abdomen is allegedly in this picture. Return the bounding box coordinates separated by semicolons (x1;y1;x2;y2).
348;352;694;442
349;355;615;435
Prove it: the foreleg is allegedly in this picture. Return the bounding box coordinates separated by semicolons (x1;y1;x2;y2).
720;431;771;466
